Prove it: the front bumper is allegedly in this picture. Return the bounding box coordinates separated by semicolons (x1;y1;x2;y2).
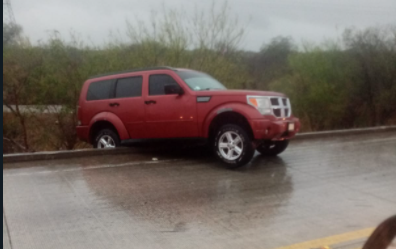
251;116;301;140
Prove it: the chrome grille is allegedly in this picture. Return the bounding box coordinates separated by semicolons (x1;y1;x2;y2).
270;97;291;118
273;109;282;117
270;98;279;106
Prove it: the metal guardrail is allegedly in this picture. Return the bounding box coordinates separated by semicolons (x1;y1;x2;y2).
3;105;64;113
3;125;396;164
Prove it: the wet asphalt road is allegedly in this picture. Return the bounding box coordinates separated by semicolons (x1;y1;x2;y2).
3;132;396;249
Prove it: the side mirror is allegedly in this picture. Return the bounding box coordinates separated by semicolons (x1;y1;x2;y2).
164;84;184;95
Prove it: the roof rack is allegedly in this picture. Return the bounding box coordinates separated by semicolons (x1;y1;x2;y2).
89;66;176;79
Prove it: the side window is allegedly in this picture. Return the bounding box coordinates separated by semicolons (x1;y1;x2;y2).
115;76;142;98
149;74;179;96
86;80;113;101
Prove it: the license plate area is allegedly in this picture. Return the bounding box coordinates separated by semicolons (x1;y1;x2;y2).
288;122;295;131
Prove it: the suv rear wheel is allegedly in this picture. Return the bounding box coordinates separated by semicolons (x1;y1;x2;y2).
214;124;254;168
94;129;120;149
256;140;289;156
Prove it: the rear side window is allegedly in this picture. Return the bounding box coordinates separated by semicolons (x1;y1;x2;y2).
115;76;142;98
86;80;113;101
149;74;179;96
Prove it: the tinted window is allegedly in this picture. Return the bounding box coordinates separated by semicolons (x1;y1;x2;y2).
115;77;142;98
149;74;180;95
86;80;113;101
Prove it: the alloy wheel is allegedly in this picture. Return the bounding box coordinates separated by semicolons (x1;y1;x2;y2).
218;131;243;160
97;135;116;149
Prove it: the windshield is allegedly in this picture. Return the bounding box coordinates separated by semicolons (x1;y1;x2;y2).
176;71;227;91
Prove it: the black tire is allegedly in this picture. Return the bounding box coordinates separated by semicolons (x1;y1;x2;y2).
256;140;289;156
213;124;255;169
93;129;120;149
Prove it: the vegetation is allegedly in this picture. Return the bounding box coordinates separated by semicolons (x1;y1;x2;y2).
3;4;396;152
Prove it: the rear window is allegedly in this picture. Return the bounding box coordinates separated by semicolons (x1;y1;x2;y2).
115;76;142;98
86;80;113;101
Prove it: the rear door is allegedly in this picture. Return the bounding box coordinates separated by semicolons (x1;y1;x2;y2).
82;79;114;125
143;73;198;138
108;76;145;139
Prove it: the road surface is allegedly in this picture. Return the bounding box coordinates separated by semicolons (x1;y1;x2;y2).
3;131;396;249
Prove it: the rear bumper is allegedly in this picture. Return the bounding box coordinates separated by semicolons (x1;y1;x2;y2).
76;126;90;143
251;117;301;140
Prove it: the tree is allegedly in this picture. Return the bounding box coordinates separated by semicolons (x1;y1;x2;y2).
245;36;296;90
3;23;22;46
3;46;43;151
343;27;396;126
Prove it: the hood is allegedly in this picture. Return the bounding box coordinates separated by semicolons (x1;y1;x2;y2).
194;89;286;97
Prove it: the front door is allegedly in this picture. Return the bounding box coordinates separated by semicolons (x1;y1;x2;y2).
144;73;197;138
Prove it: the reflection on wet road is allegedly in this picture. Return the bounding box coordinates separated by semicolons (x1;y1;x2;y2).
3;132;396;249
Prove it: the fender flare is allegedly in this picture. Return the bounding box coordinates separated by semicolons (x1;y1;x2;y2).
201;102;261;137
89;112;130;141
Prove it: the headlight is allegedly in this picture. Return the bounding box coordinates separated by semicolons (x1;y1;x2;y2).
247;96;272;115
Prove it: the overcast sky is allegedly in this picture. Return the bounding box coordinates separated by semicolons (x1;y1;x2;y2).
9;0;396;51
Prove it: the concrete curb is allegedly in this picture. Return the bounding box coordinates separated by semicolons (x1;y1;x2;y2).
294;125;396;140
3;147;138;164
3;126;396;164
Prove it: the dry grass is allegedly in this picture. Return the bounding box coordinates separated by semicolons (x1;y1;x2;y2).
3;113;90;153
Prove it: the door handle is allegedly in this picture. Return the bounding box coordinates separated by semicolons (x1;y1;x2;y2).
145;100;156;105
109;102;120;107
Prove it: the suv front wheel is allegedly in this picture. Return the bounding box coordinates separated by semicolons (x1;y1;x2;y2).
94;129;120;149
214;124;254;168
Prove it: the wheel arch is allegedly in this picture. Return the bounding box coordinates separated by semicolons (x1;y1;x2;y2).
89;112;130;143
201;103;259;139
207;110;254;142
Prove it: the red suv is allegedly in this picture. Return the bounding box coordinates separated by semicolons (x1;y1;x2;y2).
77;67;300;168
